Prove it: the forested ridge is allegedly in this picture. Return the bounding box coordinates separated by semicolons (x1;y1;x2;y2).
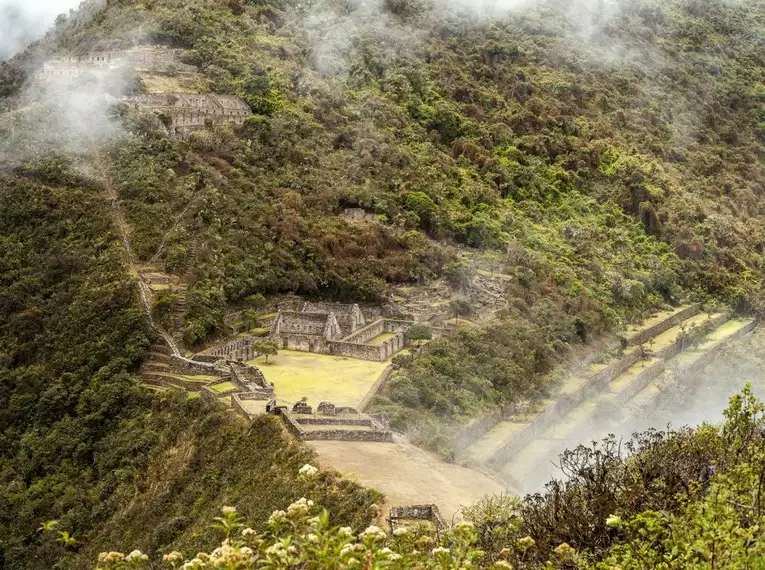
1;0;765;567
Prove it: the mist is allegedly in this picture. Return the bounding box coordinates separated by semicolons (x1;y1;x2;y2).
0;0;83;61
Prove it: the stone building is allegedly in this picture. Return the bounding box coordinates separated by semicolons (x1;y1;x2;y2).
269;303;411;361
123;93;252;135
34;46;196;80
269;303;365;353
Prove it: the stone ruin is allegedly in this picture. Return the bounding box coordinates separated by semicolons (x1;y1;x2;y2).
292;400;313;414
274;399;394;442
33;46;196;81
268;302;412;362
342;208;377;223
387;505;447;532
317;401;337;416
19;46;253;138
122;93;252;136
201;301;413;362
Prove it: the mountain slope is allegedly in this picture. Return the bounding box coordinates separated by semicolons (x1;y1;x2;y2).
1;0;765;566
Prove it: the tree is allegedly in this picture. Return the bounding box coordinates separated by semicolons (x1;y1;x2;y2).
405;324;432;346
245;293;267;328
254;340;278;363
449;297;472;325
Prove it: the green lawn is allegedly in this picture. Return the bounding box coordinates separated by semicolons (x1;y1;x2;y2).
209;381;238;393
368;332;397;345
249;350;388;408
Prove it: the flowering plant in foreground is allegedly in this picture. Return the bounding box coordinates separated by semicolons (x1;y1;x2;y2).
91;463;497;570
91;464;585;569
94;501;489;569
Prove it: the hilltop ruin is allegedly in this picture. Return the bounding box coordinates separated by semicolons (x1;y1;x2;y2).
16;46;253;137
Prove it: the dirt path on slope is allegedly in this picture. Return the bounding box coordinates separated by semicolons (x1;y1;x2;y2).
310;437;507;522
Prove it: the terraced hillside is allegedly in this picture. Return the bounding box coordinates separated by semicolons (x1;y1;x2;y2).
459;305;755;492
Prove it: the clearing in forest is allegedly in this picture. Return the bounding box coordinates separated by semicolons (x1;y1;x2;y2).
249;350;387;408
310;439;505;522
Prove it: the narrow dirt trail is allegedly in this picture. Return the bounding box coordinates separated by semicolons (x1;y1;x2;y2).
90;147;190;358
147;196;195;265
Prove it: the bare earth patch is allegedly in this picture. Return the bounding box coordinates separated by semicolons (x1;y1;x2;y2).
310;438;507;522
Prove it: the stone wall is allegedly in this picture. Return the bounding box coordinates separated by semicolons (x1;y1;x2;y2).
279;411;394;442
202;336;260;361
328;340;386;361
486;315;735;469
626;303;702;346
636;319;757;418
295;417;374;427
388;505;446;531
359;365;394;411
341;319;386;344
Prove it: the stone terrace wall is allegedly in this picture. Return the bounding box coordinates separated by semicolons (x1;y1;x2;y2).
626;303;701;346
279;411;393;442
388;505;446;530
486;315;731;469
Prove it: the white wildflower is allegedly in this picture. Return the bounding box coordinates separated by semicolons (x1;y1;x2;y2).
338;526;354;538
268;510;287;525
162;551;184;564
298;463;318;477
287;497;311;517
265;543;286;556
360;525;387;541
125;549;148;562
432;546;451;556
393;527;409;537
307;533;319;543
98;552;125;564
241;527;257;537
240;546;253;556
221;505;237;514
340;544;355;556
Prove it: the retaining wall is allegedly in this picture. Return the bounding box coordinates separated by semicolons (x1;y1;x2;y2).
142;373;212;392
359;365;394;411
638;319;757;417
626;303;701;346
279;411;393;442
295;417;374;427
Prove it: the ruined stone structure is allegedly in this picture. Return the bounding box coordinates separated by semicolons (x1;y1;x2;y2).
269;303;411;361
29;46;251;138
35;46;196;80
123;93;252;136
277;406;394;442
387;505;447;532
342;208;377;223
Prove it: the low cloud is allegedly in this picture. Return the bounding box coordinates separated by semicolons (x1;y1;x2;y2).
0;0;83;61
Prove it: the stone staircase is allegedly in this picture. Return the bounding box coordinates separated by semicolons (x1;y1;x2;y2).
171;238;196;347
457;304;755;492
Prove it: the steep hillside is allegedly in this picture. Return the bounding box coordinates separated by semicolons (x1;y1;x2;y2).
0;169;379;569
1;0;765;566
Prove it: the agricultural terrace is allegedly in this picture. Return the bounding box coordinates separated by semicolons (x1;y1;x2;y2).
249;350;388;408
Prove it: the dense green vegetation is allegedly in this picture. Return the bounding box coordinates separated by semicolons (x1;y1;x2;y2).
65;388;765;568
0;168;379;570
4;0;762;444
2;0;765;566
